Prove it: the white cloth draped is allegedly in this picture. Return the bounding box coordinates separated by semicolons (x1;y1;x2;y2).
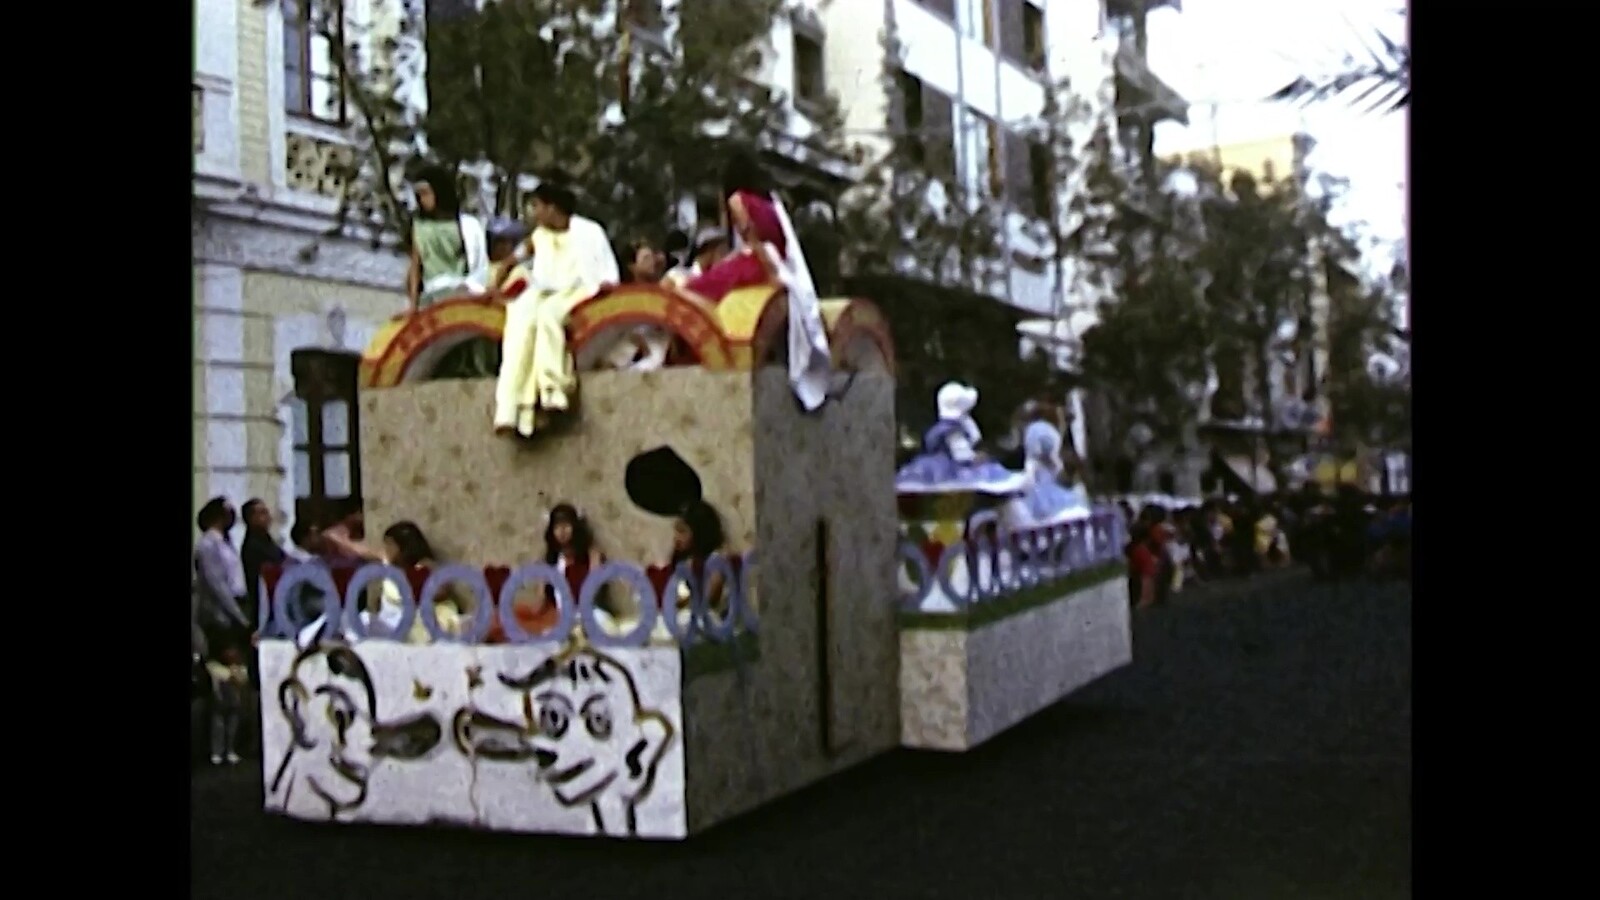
768;198;835;412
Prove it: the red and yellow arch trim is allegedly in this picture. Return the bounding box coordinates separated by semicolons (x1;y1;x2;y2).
566;284;736;370
360;297;507;388
750;294;896;376
358;285;896;388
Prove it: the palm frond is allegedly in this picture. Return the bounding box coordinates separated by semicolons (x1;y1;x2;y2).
1267;21;1408;115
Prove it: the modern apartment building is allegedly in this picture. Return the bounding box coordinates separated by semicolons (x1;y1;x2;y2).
864;0;1120;315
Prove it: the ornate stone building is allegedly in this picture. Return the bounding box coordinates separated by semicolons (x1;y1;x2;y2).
193;0;428;537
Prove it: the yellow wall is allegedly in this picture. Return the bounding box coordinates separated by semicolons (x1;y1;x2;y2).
237;272;404;522
236;0;271;184
1171;134;1299;185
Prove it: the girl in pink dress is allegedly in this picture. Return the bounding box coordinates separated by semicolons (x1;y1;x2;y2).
684;156;787;303
683;152;838;413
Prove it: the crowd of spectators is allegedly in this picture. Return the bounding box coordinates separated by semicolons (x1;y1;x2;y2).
1119;485;1411;609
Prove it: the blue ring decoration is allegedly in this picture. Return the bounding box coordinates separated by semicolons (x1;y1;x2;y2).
579;562;658;648
968;534;1000;600
1001;529;1028;592
660;563;699;645
1066;522;1086;571
895;539;934;611
342;563;418;641
1051;524;1073;575
496;563;575;645
1014;527;1042;589
685;560;714;639
419;564;495;643
933;540;971;609
736;550;760;633
270;564;341;640
696;554;742;643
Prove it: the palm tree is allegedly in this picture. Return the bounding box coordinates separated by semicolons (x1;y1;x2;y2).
1268;16;1408;114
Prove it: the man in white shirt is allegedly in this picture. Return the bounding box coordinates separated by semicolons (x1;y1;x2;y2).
494;182;619;437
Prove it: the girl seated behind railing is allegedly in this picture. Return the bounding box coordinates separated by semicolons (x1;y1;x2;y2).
647;500;734;634
486;504;613;643
297;520;470;645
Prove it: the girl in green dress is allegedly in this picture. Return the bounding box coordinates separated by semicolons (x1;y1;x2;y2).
406;166;489;315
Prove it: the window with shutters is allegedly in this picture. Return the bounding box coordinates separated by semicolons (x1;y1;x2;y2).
290;350;364;531
990;0;1039;72
976;116;1003;198
1003;127;1032;210
283;0;347;124
1027;139;1052;220
1021;2;1046;71
894;70;926;167
921;87;957;184
894;70;956;184
793;32;826;108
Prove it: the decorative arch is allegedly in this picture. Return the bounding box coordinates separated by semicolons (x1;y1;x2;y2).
567;284;736;371
751;297;896;376
826;299;896;376
360;297;506;388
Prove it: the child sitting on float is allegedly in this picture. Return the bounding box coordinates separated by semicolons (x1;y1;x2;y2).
487;503;615;643
298;520;467;646
646;500;732;639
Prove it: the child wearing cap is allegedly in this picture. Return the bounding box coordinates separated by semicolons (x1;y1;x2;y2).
485;217;531;303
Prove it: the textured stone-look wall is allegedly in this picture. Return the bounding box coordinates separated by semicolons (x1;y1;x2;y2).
258;639;687;839
682;370;901;833
900;577;1133;751
359;371;757;572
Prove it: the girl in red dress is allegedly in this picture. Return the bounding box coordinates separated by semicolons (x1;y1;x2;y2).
485;504;605;643
544;503;607;614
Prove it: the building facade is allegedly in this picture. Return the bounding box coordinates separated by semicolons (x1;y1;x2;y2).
873;0;1119;315
194;0;421;541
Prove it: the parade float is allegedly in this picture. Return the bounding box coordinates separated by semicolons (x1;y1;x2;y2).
257;280;1130;840
892;383;1126;751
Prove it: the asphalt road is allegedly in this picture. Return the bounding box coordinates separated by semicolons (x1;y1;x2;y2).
191;570;1411;900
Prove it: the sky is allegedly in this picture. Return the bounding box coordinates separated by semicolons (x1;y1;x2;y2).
1145;0;1408;277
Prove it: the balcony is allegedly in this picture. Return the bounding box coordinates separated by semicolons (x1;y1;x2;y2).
285;126;355;203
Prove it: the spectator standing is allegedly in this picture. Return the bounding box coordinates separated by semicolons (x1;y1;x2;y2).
239;498;286;625
194;497;251;656
193;496;253;765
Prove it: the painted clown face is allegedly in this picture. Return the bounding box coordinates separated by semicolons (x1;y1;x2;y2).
456;645;674;822
526;649;672;809
273;643;442;817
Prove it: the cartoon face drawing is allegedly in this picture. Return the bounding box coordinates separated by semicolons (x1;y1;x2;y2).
454;643;674;837
271;641;443;819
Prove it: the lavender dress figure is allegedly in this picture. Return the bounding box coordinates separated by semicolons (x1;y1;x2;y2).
896;383;1028;495
1016;411;1091;525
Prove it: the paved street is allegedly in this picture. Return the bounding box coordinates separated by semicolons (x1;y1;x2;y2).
192;570;1410;900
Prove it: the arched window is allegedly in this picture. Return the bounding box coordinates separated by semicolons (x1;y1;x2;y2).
289;349;364;529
